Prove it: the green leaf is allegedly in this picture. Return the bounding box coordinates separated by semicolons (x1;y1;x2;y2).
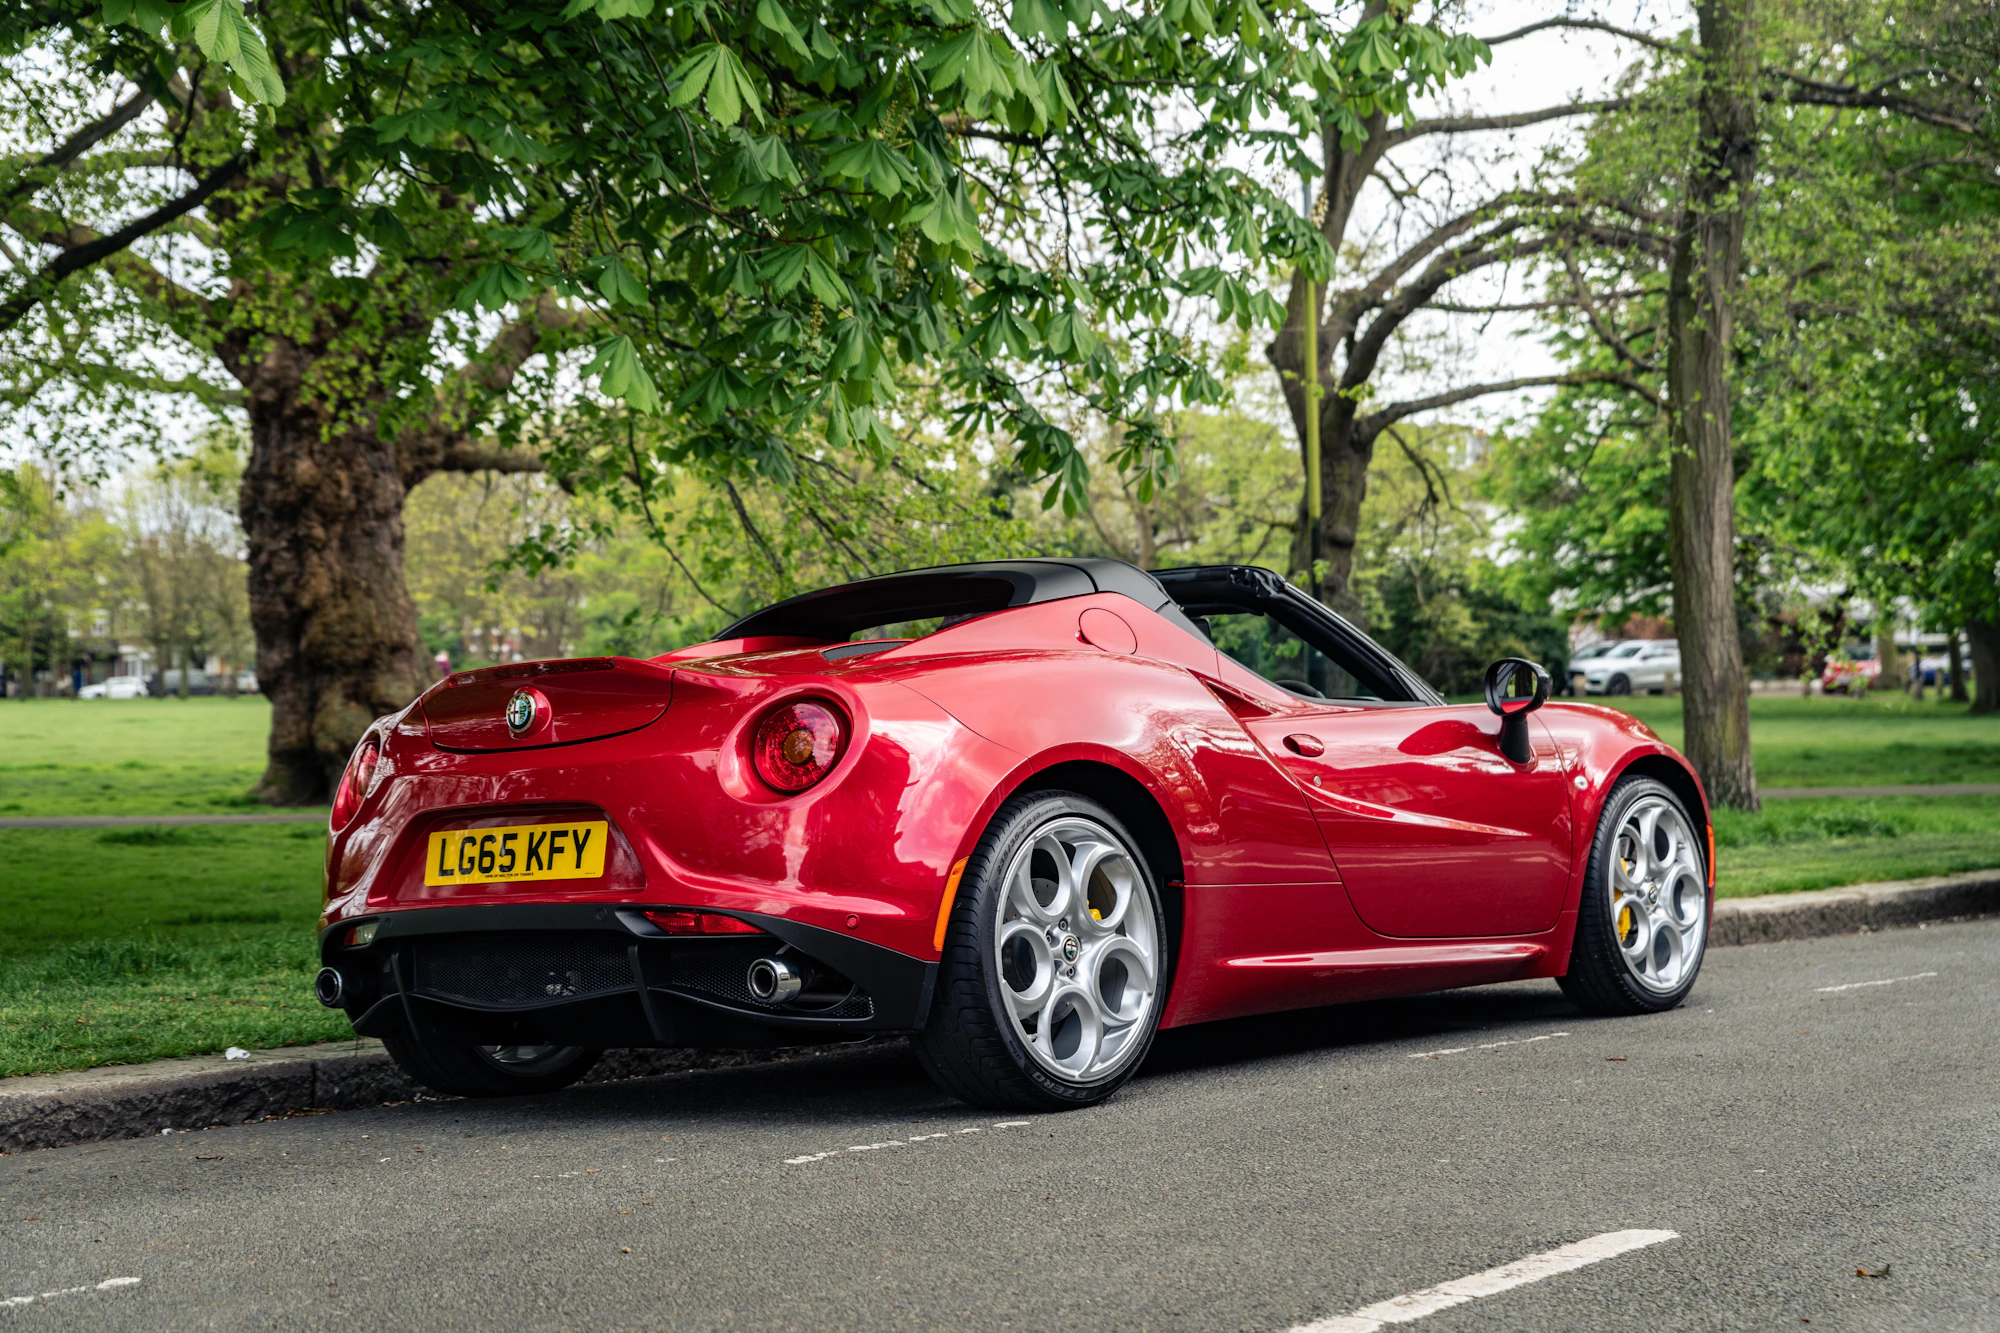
595;0;654;16
455;261;536;314
1009;0;1066;43
802;248;851;307
703;46;763;126
760;245;809;294
667;44;725;108
181;0;284;105
595;256;650;306
824;139;919;196
584;335;660;413
755;0;811;56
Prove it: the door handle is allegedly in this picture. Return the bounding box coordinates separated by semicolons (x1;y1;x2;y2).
1282;734;1325;757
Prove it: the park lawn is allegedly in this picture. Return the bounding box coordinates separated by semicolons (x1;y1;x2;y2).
0;696;325;816
1597;691;2000;788
1712;793;2000;898
0;824;347;1077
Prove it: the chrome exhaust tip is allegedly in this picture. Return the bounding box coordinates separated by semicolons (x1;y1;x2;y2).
314;967;347;1008
745;956;803;1004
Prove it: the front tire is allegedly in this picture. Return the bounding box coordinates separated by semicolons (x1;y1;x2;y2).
1559;776;1709;1015
914;791;1170;1111
1607;673;1632;696
382;1037;600;1097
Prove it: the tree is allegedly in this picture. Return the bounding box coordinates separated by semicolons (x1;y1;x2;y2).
124;441;251;694
1263;9;1686;615
4;0;1472;801
1492;0;1997;803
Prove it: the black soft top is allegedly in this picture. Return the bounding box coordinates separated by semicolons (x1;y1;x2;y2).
719;558;1196;641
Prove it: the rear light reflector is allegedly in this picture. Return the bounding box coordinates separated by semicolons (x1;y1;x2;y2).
644;910;764;936
751;699;847;792
330;735;382;830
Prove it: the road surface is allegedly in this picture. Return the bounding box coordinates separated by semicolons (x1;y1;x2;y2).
5;919;1997;1331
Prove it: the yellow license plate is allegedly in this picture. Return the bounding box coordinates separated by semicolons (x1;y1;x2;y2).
424;821;609;886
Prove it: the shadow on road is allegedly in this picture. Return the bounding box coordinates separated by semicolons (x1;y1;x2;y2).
356;981;1596;1137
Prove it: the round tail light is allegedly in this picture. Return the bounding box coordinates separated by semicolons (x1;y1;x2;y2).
751;699;847;792
330;735;382;830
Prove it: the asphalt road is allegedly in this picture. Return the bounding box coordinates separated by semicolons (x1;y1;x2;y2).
5;920;1998;1332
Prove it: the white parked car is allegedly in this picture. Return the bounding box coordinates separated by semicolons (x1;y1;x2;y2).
78;674;149;700
1582;640;1680;696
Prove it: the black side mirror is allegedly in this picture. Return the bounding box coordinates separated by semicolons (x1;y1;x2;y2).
1483;658;1551;764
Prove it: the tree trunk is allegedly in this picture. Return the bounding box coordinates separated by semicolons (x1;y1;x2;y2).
1875;616;1899;696
1968;619;2000;715
240;347;428;805
1948;628;1969;702
1664;0;1760;812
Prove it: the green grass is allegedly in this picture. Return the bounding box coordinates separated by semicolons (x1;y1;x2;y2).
0;697;325;816
1594;692;2000;788
1714;794;2000;898
0;825;346;1077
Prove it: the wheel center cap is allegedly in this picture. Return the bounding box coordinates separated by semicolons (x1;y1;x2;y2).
1060;934;1080;963
1644;883;1660;905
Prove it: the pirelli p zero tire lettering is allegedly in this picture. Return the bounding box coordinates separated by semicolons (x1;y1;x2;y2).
382;1037;601;1098
1559;775;1709;1016
914;791;1170;1111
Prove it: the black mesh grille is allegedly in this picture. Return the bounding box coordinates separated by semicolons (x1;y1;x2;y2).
412;933;633;1007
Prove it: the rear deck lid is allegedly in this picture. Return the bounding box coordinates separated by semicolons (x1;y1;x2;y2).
423;658;674;752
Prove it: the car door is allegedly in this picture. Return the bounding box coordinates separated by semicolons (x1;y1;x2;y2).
1239;704;1577;939
1173;580;1578;941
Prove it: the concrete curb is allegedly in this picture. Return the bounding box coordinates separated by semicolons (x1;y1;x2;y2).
1710;868;2000;946
0;1038;898;1155
5;868;1995;1154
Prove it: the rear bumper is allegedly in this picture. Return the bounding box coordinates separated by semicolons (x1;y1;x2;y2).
318;903;936;1048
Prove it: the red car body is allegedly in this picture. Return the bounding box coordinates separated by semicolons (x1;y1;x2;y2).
318;560;1710;1053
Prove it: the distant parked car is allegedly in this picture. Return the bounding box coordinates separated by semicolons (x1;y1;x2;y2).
235;670;259;694
1566;640;1626;693
1820;658;1880;694
78;674;148;700
1582;640;1680;696
152;669;217;697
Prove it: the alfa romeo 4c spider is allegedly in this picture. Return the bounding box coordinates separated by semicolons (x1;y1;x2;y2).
316;559;1712;1110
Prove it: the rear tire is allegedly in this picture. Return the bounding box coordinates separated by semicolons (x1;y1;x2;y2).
382;1037;600;1097
914;791;1170;1111
1559;776;1709;1016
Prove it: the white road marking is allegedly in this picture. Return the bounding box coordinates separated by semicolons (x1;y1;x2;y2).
1408;1032;1570;1060
1816;971;1937;993
784;1120;1033;1165
1287;1230;1679;1332
2;1277;141;1310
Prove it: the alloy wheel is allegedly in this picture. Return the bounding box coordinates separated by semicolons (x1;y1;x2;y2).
993;816;1160;1083
1607;794;1706;994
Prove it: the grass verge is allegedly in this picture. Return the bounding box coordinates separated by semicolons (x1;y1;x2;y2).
0;824;344;1078
1712;794;2000;898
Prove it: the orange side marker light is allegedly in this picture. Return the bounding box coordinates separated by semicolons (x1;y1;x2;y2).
1706;822;1716;888
934;857;971;951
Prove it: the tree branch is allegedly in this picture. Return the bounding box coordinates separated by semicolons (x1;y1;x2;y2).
1478;17;1681;54
1771;72;1982;135
0;150;250;335
1563;248;1660;375
1383;99;1634;148
1357;370;1663;440
0;86;156;213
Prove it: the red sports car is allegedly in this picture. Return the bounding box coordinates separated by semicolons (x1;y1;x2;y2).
317;560;1712;1110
